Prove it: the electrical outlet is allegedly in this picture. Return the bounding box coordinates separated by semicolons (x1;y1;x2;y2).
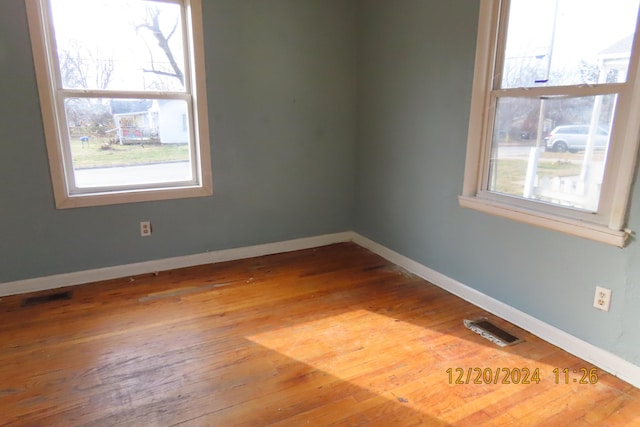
593;286;612;311
140;221;152;237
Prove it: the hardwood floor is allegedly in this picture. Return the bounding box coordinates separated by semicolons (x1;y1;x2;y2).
0;242;638;426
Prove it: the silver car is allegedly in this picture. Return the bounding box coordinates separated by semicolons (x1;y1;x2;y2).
544;125;610;153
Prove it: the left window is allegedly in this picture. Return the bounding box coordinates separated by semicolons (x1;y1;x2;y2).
26;0;212;208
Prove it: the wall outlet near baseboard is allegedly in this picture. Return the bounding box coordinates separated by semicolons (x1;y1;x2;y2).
593;286;611;311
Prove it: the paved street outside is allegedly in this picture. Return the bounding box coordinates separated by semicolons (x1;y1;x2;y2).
74;161;192;188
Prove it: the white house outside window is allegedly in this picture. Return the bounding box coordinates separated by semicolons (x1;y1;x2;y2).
461;0;640;247
26;0;212;208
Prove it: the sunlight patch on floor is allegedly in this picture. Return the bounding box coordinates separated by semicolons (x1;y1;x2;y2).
246;309;557;422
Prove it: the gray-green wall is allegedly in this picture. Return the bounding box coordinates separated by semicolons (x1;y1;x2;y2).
0;0;357;282
2;0;639;370
355;0;640;367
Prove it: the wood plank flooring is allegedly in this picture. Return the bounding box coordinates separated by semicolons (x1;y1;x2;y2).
0;242;638;426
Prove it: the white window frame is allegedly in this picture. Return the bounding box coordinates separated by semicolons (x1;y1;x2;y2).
460;0;640;247
26;0;213;209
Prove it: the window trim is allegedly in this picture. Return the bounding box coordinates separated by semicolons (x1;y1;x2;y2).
460;0;640;247
26;0;213;209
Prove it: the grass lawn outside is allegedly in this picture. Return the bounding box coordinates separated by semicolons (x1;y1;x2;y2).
69;137;190;169
491;158;584;195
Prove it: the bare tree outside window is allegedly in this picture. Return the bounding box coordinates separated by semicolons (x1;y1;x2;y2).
59;40;114;90
134;5;185;88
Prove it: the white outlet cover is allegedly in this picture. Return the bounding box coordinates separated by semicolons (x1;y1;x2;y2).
140;221;152;237
593;286;612;311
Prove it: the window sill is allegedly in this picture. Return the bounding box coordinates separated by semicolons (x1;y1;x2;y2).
54;184;213;209
458;195;629;248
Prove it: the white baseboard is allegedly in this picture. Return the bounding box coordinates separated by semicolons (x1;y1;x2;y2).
3;230;638;388
0;231;354;298
351;233;640;389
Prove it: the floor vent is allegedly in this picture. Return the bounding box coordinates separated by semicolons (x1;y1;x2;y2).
464;318;522;347
22;291;73;307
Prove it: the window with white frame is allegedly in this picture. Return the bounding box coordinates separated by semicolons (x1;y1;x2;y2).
460;0;640;247
26;0;212;208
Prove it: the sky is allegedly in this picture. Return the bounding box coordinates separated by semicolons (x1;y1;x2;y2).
49;0;186;91
504;0;639;86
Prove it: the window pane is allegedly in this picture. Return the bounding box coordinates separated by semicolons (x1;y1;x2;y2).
64;98;193;189
487;95;616;212
501;0;639;88
50;0;186;91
